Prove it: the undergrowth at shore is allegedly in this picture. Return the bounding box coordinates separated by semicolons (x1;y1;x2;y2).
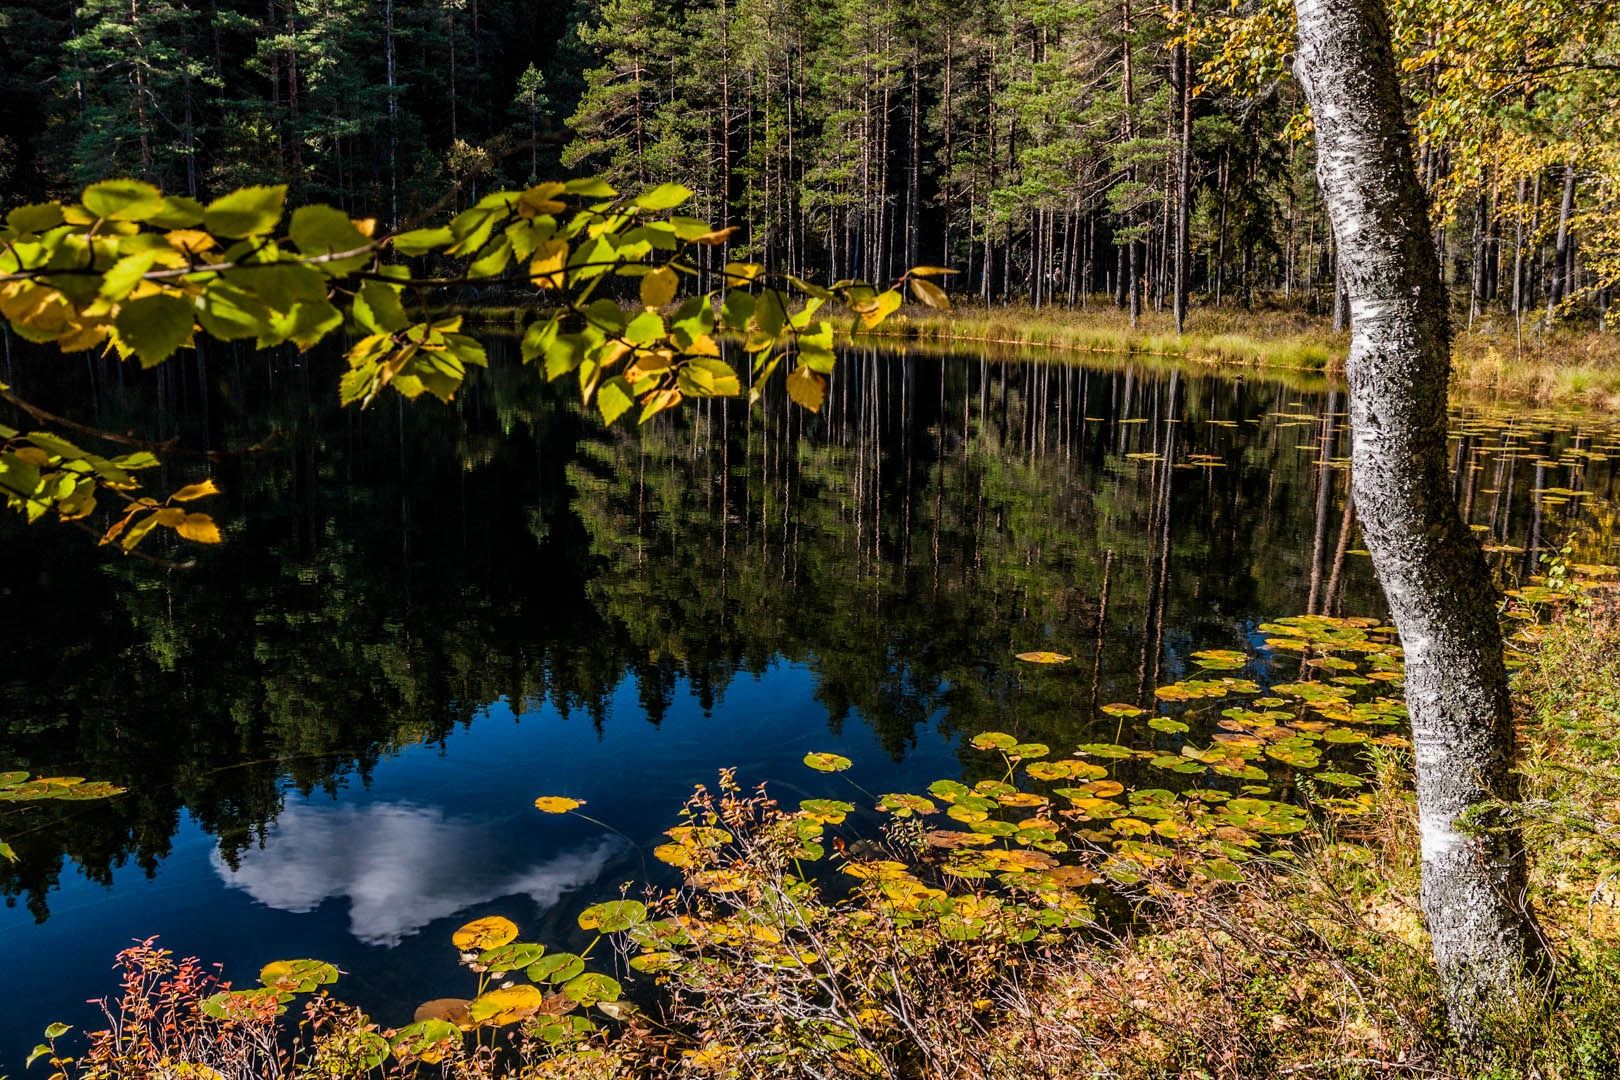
24;586;1620;1079
866;305;1620;411
458;300;1620;410
868;305;1346;374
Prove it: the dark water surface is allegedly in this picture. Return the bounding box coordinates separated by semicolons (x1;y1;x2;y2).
2;339;1617;1061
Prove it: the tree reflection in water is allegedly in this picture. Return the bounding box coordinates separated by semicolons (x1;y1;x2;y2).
1;338;1614;928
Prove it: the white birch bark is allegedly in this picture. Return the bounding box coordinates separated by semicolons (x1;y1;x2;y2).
1291;0;1546;1039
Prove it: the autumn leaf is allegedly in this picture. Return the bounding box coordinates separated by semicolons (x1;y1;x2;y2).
175;513;222;543
169;479;221;502
640;266;678;308
451;916;518;952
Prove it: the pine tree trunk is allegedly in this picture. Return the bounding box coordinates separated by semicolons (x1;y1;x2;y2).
386;0;398;227
130;0;152;175
1292;0;1546;1042
1121;0;1139;326
446;5;457;144
1215;148;1229;306
1172;0;1193;333
906;52;921;271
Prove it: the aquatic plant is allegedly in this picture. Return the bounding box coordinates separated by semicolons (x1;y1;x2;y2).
0;771;124;862
25;570;1618;1076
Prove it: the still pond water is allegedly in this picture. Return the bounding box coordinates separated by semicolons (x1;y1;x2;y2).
2;340;1617;1061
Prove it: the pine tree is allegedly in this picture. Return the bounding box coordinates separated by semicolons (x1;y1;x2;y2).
60;0;212;194
511;64;551;184
562;0;678;189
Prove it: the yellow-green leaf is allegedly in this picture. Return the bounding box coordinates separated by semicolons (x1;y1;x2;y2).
530;239;569;290
81;179;166;221
169;479;220;502
353;281;408;335
633;183;693;211
785;366;825;412
392;227;453;257
640;266;678;308
7;203;64;234
909;277;950;310
859;289;902;328
596;377;635;425
114;294;195;368
289;205;369;272
175;513;221;544
204;185;287;238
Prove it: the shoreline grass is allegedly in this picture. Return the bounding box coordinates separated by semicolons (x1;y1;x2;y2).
460;299;1620;411
873;303;1620;411
869;303;1347;374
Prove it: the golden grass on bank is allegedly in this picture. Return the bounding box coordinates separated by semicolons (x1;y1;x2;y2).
870;303;1620;411
457;298;1620;409
1450;319;1620;411
869;303;1346;374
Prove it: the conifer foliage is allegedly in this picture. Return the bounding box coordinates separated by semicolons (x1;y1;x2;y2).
2;1;1615;317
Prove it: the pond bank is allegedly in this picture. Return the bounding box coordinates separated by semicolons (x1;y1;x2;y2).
458;301;1620;411
865;305;1620;412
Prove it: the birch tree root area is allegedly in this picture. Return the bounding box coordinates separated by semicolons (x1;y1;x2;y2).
1291;0;1547;1040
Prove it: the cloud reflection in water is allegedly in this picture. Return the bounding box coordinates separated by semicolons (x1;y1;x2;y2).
211;802;620;946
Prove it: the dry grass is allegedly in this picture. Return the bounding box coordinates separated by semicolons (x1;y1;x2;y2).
978;754;1448;1080
867;303;1346;373
867;303;1620;411
1450;324;1620;411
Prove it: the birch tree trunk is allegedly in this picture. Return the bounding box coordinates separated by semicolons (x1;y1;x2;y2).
1291;0;1546;1041
1547;162;1576;323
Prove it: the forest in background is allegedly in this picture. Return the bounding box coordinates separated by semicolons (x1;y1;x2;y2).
1;0;1615;325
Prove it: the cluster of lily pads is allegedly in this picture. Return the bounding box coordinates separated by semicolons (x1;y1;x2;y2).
162;613;1421;1072
192;902;647;1068
423;614;1407;1064
0;771;125;861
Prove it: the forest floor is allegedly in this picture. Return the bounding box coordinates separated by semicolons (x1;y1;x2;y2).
992;588;1620;1079
871;304;1620;411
